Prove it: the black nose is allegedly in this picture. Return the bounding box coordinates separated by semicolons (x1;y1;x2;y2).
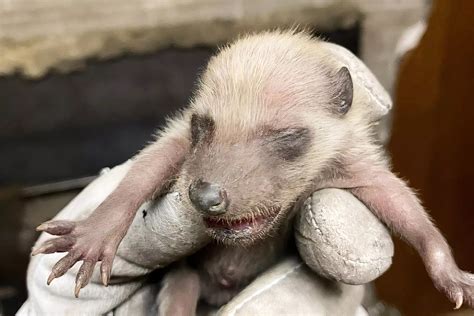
189;179;228;215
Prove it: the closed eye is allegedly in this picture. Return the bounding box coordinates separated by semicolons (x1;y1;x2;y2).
191;113;215;146
263;127;312;161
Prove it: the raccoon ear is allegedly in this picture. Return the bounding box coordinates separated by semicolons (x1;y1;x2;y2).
331;66;353;115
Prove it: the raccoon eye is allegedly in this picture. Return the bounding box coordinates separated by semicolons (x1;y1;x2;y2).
190;114;215;146
264;127;311;161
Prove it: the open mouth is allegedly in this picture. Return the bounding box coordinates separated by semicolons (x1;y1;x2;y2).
202;208;281;241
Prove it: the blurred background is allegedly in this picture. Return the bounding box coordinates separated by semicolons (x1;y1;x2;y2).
0;0;472;315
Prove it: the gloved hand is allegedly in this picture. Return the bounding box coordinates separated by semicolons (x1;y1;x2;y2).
19;40;395;316
18;160;393;316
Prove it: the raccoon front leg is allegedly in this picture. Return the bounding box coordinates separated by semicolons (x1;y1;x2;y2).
334;159;474;309
32;114;191;297
157;265;201;316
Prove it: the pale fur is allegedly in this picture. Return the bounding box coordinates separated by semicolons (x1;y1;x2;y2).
172;29;382;224
36;29;473;310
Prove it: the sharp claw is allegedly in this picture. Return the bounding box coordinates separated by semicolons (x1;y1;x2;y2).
74;261;95;298
454;293;463;309
100;259;113;287
101;270;108;287
48;252;80;285
31;246;45;256
36;220;74;235
31;237;74;256
36;222;50;232
47;272;56;285
74;281;82;298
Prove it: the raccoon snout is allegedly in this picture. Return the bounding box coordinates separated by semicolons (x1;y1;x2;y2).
189;179;228;215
